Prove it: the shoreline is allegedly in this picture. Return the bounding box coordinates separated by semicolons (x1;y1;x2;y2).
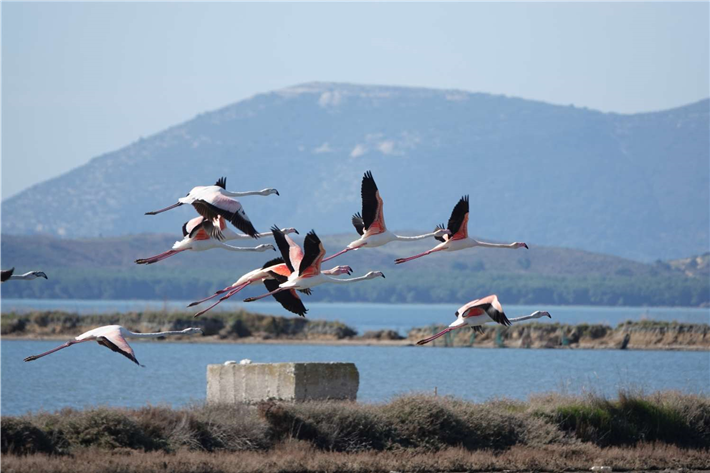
4;333;708;351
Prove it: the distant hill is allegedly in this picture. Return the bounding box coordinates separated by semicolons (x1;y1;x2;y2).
2;233;707;307
2;82;708;261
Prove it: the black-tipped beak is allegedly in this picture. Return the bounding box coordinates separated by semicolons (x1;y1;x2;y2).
381;274;386;278
524;243;529;249
294;229;299;234
272;247;277;251
43;274;48;279
275;190;280;196
547;313;552;318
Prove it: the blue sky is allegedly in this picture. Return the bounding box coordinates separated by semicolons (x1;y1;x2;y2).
2;2;708;200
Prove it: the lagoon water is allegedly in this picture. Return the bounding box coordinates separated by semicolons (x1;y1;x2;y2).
3;340;709;416
2;300;709;416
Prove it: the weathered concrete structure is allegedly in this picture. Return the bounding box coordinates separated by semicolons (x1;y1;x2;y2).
207;362;359;404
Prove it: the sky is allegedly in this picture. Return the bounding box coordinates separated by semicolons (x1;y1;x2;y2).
2;2;708;200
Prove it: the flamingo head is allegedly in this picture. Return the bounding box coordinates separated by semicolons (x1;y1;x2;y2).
260;188;280;196
434;228;451;238
532;310;551;319
29;271;48;280
516;242;529;249
365;271;386;279
182;328;203;335
281;227;299;235
330;265;354;276
255;244;276;252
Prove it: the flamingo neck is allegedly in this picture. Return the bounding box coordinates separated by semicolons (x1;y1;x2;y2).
222;190;264;197
324;274;373;284
509;313;543;323
472;239;519;249
394;232;440;241
125;330;191;339
9;272;38;280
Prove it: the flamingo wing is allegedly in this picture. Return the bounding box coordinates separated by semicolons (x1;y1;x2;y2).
271;226;303;273
263;278;308;317
434;223;449;242
182;216;205;237
298;230;325;277
214;177;227;189
97;330;142;366
192;192;259;238
460;295;510;327
351;212;365;236
361;171;386;234
1;268;14;282
446;195;469;240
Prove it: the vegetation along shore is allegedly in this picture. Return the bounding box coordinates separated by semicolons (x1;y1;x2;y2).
2;391;709;472
2;310;708;350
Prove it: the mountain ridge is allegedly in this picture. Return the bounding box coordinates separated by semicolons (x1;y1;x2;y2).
3;82;708;261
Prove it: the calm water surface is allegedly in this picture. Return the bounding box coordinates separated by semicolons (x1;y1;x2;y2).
3;299;709;334
2;340;709;416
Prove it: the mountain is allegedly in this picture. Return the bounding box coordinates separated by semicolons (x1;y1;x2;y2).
2;234;707;307
2;82;708;261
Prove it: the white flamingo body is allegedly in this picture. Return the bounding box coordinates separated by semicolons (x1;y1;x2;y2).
23;325;202;366
416;295;552;345
395;195;527;264
145;177;279;239
135;217;297;265
323;171;449;262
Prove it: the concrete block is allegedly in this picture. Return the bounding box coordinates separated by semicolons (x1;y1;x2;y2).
207;362;359;404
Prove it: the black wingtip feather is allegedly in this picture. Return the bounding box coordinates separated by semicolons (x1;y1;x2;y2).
215;177;227;189
262;256;285;269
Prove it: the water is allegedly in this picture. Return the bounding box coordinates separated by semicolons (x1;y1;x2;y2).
3;299;709;335
3;339;708;416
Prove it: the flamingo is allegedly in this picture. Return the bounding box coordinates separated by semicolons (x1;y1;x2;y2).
416;294;551;345
135;217;297;265
395;195;527;264
1;268;48;282
188;242;353;318
23;326;202;366
144;177;279;238
322;171;450;262
243;228;385;304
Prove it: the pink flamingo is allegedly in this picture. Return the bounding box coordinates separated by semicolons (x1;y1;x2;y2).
145;177;279;238
135;217;297;265
188;229;353;317
323;171;449;262
243;229;385;304
23;326;202;366
395;195;527;264
416;295;551;345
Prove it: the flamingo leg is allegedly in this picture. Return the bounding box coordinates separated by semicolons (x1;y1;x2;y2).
321;247;357;263
24;340;83;362
416;327;459;345
243;287;287;303
145;202;183;215
135;249;187;265
394;248;442;265
188;283;237;307
193;283;250;318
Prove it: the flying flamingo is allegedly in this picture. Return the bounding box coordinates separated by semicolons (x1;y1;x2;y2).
1;268;48;282
144;177;279;238
23;326;202;366
323;171;450;262
416;295;551;345
243;229;385;304
135;217;297;265
395;195;527;264
188;234;353;318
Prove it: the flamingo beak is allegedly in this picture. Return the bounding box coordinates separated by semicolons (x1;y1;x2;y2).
524;243;529;249
381;274;386;278
275;190;280;196
294;229;300;234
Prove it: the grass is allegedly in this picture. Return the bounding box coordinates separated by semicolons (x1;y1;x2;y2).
3;391;709;458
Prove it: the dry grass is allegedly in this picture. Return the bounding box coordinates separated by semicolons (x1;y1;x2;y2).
2;442;708;473
3;391;709;472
